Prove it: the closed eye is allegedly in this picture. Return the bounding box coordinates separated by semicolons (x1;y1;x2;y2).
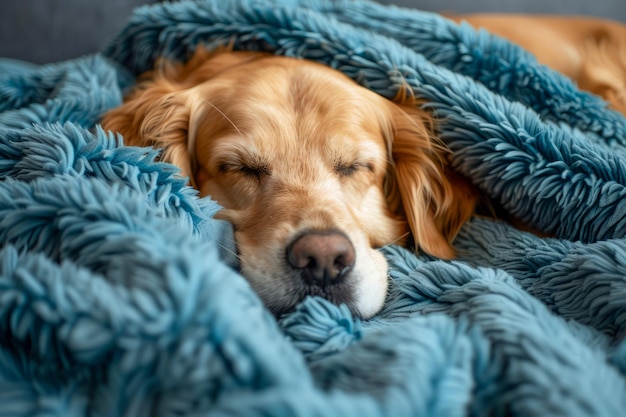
219;163;271;181
334;162;375;178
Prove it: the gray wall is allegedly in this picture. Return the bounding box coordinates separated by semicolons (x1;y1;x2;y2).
382;0;626;22
1;0;625;65
0;0;154;64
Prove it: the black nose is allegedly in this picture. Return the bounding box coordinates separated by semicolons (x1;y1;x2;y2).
286;230;356;287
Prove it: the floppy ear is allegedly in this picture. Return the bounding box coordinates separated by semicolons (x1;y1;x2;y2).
100;83;198;182
384;103;476;259
100;49;270;183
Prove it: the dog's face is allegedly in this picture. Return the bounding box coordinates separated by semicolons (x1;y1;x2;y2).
101;50;475;318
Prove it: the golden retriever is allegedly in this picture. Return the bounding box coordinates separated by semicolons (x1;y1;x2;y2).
101;49;476;318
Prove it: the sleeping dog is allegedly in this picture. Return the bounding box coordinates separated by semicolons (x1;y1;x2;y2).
101;49;476;318
102;15;625;318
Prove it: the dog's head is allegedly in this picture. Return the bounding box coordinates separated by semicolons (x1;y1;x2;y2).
101;50;475;318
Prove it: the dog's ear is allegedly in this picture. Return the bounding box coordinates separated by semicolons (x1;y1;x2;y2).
101;49;269;183
384;103;476;259
100;82;198;182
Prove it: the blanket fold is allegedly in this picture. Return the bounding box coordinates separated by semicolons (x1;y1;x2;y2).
1;0;625;415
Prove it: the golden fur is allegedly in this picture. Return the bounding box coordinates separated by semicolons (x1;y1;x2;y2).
101;49;476;318
453;14;626;116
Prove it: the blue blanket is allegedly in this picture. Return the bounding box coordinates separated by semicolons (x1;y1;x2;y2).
1;0;626;415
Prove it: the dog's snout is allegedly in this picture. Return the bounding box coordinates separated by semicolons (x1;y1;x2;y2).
287;231;356;287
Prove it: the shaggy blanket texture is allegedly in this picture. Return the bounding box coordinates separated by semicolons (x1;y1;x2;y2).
1;0;626;415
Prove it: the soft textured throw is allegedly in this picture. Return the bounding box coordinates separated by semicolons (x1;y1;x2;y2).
1;0;625;415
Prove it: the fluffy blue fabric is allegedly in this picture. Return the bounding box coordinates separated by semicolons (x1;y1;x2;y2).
1;0;625;415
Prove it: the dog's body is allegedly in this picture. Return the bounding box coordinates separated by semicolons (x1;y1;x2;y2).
101;50;475;318
454;14;626;116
